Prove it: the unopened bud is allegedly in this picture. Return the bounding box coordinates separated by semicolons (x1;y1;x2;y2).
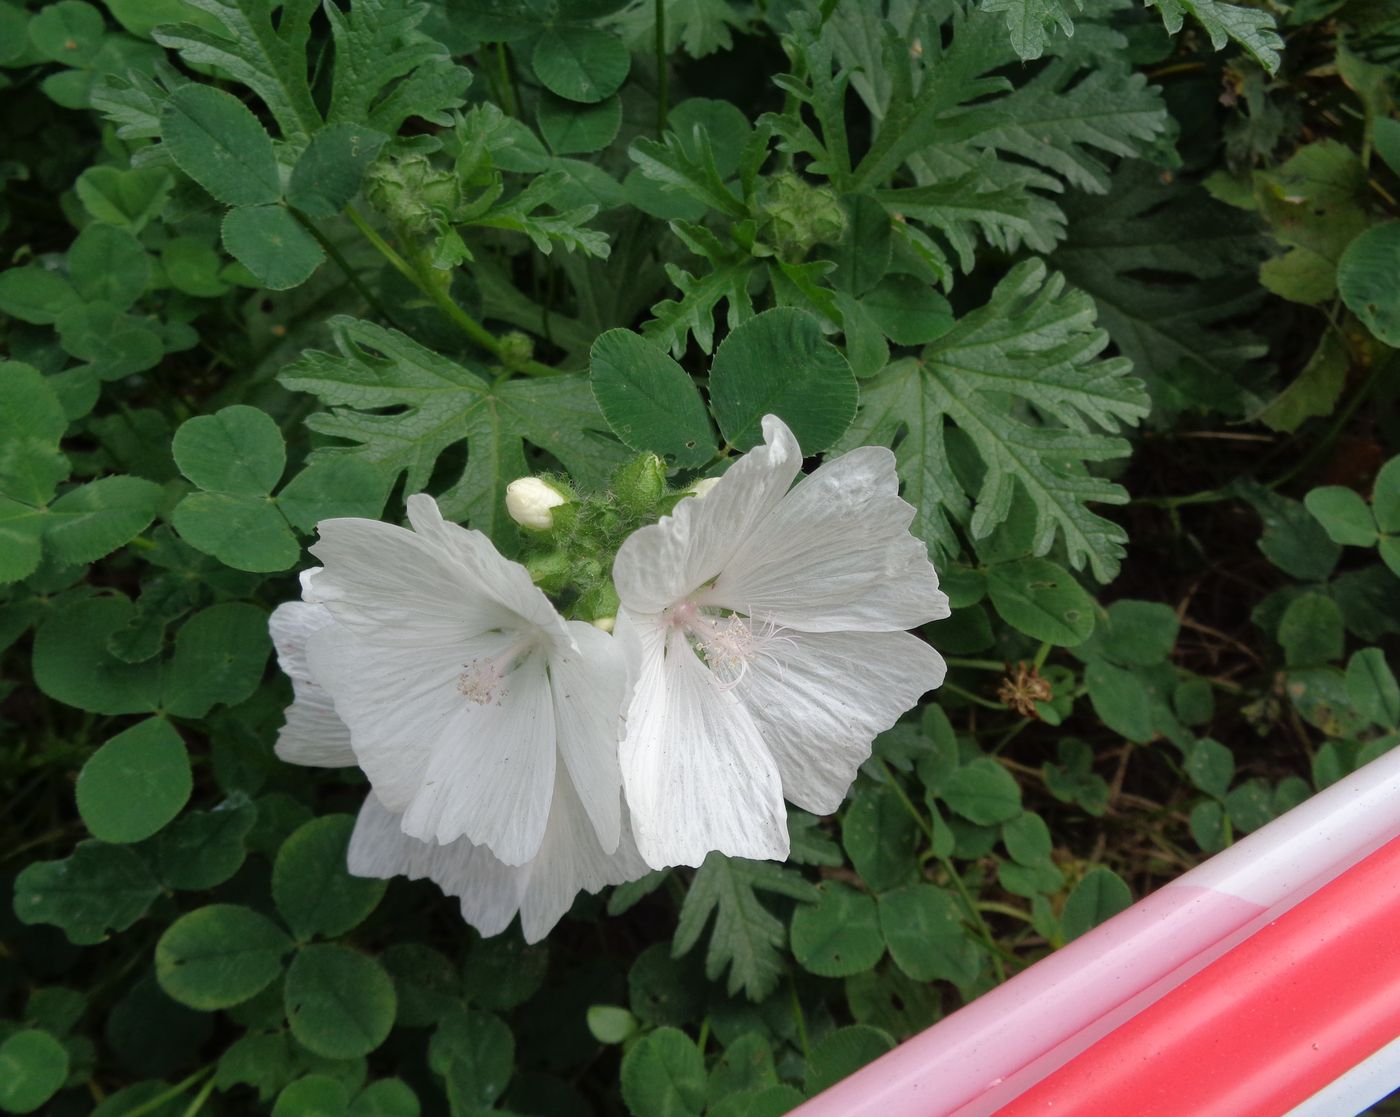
506;477;568;531
591;615;615;633
612;453;667;512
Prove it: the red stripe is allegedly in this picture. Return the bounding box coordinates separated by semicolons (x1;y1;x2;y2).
994;832;1400;1117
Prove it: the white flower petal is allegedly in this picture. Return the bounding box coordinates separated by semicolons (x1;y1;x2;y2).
348;793;519;938
741;629;947;814
268;601;355;768
306;626;558;864
348;777;649;943
618;611;789;868
613;416;801;615
310;515;518;644
550;621;626;853
397;649;558;863
404;494;567;644
707;446;950;632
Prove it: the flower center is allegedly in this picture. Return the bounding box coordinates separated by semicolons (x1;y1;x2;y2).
671;605;796;690
455;636;534;705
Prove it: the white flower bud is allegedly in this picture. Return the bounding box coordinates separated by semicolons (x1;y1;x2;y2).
688;477;721;500
506;477;567;531
591;615;616;633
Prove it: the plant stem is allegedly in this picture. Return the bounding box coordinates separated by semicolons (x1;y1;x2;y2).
290;207;400;327
942;681;1005;710
180;1075;218;1117
117;1067;214;1117
495;43;519;118
875;759;1007;982
945;657;1007;671
344;205;562;377
654;0;669;136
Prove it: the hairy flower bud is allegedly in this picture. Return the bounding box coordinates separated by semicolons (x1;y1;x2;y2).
612;453;667;512
506;477;568;531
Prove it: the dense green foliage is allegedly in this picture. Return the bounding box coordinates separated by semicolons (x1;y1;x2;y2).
2;0;1398;1114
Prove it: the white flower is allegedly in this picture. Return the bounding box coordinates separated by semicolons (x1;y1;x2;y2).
505;477;567;531
268;494;648;939
612;415;950;869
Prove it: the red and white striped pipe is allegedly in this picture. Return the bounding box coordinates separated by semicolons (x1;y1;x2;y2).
792;743;1400;1117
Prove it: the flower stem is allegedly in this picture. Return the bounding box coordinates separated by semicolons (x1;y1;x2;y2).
875;759;1007;982
344;205;562;377
116;1068;214;1117
942;681;1005;710
290;206;401;328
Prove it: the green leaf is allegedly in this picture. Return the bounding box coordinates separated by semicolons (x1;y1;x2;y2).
532;27;630;103
1185;737;1235;800
1347;648;1400;729
620;1027;706;1117
0;500;49;585
707;1032;776;1104
56;302;165;381
33;597;162;715
587;1005;639;1045
537;92;622;154
349;1079;419;1117
156;904;292;1010
76;717;191;843
804;1025;894;1096
590;329;715;467
841;785;918;893
273;1075;350;1117
1093;599;1180;667
160;83;282;207
75;164;174;232
708;307;858;452
790;883;884;977
1085;660;1155;742
1338;221;1400;347
161;236;231;297
629;943;705;1027
279;317;626;539
1053;162;1267;417
157;794;258;890
709;1086;805;1117
45;475;164;566
986;557;1096;646
877;884;979;984
428;1009;514;1110
323;0;471;133
861;274;954;346
978;61;1167;195
941;758;1023;824
28;0;105;64
1247;487;1342;582
288;124;388;218
0;266;80;325
172;491;301;573
1305;486;1378;547
1375;457;1400;535
173;405;286;495
153;0;321;143
67;223;151;310
1278;592;1345;666
0;1029;70;1115
14;840;161;945
0;362;69;506
839;261;1147;581
672;852;818;1001
1060;866;1132;941
162;602;272;716
1257;330;1348;434
277;458;391;532
273;816;386;940
221;205;326;291
285;945;397;1059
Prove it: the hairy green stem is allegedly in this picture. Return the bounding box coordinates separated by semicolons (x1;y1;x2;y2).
345;205;561;377
291;207;400;327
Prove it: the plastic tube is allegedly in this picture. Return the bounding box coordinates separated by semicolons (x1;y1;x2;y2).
1282;1032;1400;1117
790;743;1400;1117
993;831;1400;1116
